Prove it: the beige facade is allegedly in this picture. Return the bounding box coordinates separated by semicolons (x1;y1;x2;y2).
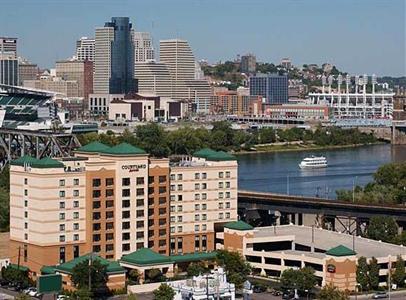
56;60;93;99
23;79;79;97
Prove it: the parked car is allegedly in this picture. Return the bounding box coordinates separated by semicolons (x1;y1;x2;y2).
253;285;267;293
372;292;388;299
57;295;70;300
23;287;36;294
28;288;39;297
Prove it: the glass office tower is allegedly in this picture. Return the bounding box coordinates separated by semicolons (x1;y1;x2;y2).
249;73;288;104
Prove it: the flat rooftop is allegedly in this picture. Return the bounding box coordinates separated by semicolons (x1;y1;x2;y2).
253;225;406;258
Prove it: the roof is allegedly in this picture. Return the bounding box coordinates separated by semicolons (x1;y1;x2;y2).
8;264;29;272
224;220;254;231
326;245;357;257
193;148;236;161
40;265;56;275
76;141;111;153
120;248;172;266
55;253;125;275
10;155;64;169
103;143;146;155
170;252;217;263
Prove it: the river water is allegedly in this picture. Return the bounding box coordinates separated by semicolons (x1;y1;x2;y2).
238;144;406;199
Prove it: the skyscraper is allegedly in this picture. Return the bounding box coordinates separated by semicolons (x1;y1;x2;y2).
0;37;18;86
240;54;256;74
93;17;136;94
0;37;17;58
76;37;95;62
249;73;288;104
133;32;154;63
134;60;172;97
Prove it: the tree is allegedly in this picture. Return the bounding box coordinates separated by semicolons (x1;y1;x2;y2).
153;283;175;300
71;258;108;292
135;123;169;157
72;288;92;300
318;284;349;300
187;262;206;277
215;250;251;289
128;269;141;284
356;257;369;291
366;216;398;243
146;268;164;283
392;255;405;288
280;267;317;292
1;265;30;286
368;257;380;290
258;127;276;144
0;187;10;231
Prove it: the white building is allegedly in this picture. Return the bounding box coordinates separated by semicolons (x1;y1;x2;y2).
134;60;172;97
76;37;95;62
88;93;124;116
133;32;154;63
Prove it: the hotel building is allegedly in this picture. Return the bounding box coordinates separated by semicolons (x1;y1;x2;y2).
9;143;237;276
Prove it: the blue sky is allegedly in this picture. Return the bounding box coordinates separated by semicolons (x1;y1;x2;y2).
1;0;405;76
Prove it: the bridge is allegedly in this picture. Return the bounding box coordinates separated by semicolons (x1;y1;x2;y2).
0;128;81;170
238;190;406;235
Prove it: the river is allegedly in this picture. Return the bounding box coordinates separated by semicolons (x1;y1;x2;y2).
238;144;406;199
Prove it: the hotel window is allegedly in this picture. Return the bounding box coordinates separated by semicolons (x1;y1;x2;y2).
59;224;65;232
195;173;200;180
226;182;231;188
73;212;79;219
170;195;176;201
136;177;144;185
159;176;166;183
202;214;207;221
122;232;130;241
73;223;79;230
136;210;144;218
159;187;166;194
202;183;207;190
202;193;207;200
92;178;101;187
106;200;114;208
202;224;207;231
178;226;183;233
73;190;79;197
93;234;101;242
122;200;130;208
170;216;175;223
73;201;79;208
178;195;183;201
226;171;231;178
59;235;65;242
219;172;224;178
219;192;224;199
93;245;101;253
170;227;175;233
122;222;130;230
177;205;183;212
92;201;101;209
226;212;230;219
59;179;65;186
122;244;130;252
202;173;207;179
24;178;28;185
195;204;200;211
177;216;183;222
137;221;144;228
202;235;207;251
106;178;114;186
218;182;224;189
106;211;114;219
170;206;175;212
59;191;65;198
93;223;101;231
136;188;144;196
194;194;200;200
194;236;200;251
195;183;200;190
195;214;200;221
92;190;101;198
73;234;79;241
195;225;200;232
59;247;65;264
226;192;231;198
226;202;231;208
170;174;175;181
202;204;207;210
106;189;114;197
59;202;65;209
122;211;130;219
122;189;130;197
136;232;144;239
177;184;183;191
74;178;79;186
219;213;224;219
122;178;130;186
170;185;175;191
219;203;224;209
177;174;183;180
59;213;65;220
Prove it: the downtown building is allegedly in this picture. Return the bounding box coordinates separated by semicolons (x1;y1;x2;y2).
76;37;95;62
133;32;154;63
210;91;263;116
249;73;289;104
9;144;237;276
0;37;18;86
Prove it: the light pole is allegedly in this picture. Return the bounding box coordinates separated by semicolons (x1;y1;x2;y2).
352;176;358;203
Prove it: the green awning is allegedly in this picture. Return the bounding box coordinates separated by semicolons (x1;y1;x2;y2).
120;248;172;266
326;245;356;257
8;264;29;272
224;220;254;231
170;252;217;264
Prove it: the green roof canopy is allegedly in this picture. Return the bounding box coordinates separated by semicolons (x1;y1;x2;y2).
326;245;356;257
10;156;64;169
40;265;57;275
170;252;217;264
76;141;111;153
8;264;29;272
55;253;125;275
103;143;146;155
120;248;172;266
193;148;236;161
224;220;254;231
193;148;218;159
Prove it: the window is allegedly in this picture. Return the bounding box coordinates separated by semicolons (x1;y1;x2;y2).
170;216;175;223
73;234;79;241
219;192;224;199
202;224;207;231
177;184;183;191
226;202;231;208
73;212;79;219
202;183;207;190
177;216;183;222
73;190;79;197
59;235;65;242
202;193;207;200
24;233;28;240
195;183;200;190
122;211;130;219
122;232;130;240
219;182;224;189
159;208;166;215
136;199;144;207
202;173;207;179
136;210;144;218
195;173;200;180
59;179;65;187
59;224;65;232
73;201;79;208
195;204;200;211
93;223;101;231
106;211;114;219
59;202;65;209
122;200;130;208
219;172;224;178
219;203;224;209
106;244;114;252
226;171;231;178
24;189;28;196
106;222;114;230
73;245;79;258
59;191;65;198
170;206;175;212
194;194;200;200
24;211;28;218
92;178;101;187
122;189;130;197
93;245;101;253
170;227;175;233
159;187;166;194
226;182;231;188
170;174;175;181
177;174;183;180
106;200;114;208
24;200;27;207
74;178;79;186
226;212;230;219
177;205;183;212
195;214;200;221
226;192;231;198
93;201;101;209
195;235;200;251
177;226;183;233
73;223;79;230
159;176;166;183
202;204;207;210
148;176;154;184
178;195;183;201
219;213;224;219
195;225;200;232
59;247;66;264
137;221;144;228
106;189;114;197
24;222;28;229
92;190;100;198
59;213;65;220
170;185;175;191
136;177;144;185
122;244;130;252
136;188;144;196
24;178;28;185
122;178;130;186
202;214;207;221
106;178;114;186
122;222;130;230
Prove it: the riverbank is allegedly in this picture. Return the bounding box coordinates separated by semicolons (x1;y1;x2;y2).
234;141;387;155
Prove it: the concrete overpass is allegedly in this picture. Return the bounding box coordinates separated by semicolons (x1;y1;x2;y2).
238;190;406;235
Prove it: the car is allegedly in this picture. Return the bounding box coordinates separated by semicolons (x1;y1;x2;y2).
57;295;70;300
271;290;281;296
282;292;294;300
372;292;388;299
24;287;36;294
28;288;38;297
253;285;267;293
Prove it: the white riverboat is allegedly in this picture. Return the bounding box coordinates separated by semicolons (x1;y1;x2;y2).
299;156;328;169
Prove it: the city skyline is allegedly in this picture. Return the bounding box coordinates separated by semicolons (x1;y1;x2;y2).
0;0;404;76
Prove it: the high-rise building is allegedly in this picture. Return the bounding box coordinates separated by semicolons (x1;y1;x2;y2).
24;79;79;97
280;58;292;69
9;144;237;274
56;60;93;100
18;59;38;86
240;54;256;74
210;91;263;116
133;32;154;63
249;73;288;104
75;37;95;62
0;55;19;86
94;17;136;94
0;37;17;58
134;60;172;97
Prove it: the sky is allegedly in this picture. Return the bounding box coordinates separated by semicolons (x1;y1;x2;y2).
1;0;405;76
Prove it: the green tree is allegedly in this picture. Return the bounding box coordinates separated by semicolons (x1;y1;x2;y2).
318;284;349;300
215;250;251;289
280;267;317;292
72;288;92;300
258;127;276;144
135;123;169;157
128;269;141;284
71;258;108;292
166;127;204;155
1;265;30;286
146;268;164;283
366;216;398;243
153;283;175;300
211;121;235;150
356;257;369;291
368;257;380;290
392;255;405;288
187;262;207;277
0;187;10;231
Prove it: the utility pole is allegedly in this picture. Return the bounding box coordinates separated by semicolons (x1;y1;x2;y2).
88;253;93;293
388;258;391;300
17;246;21;270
